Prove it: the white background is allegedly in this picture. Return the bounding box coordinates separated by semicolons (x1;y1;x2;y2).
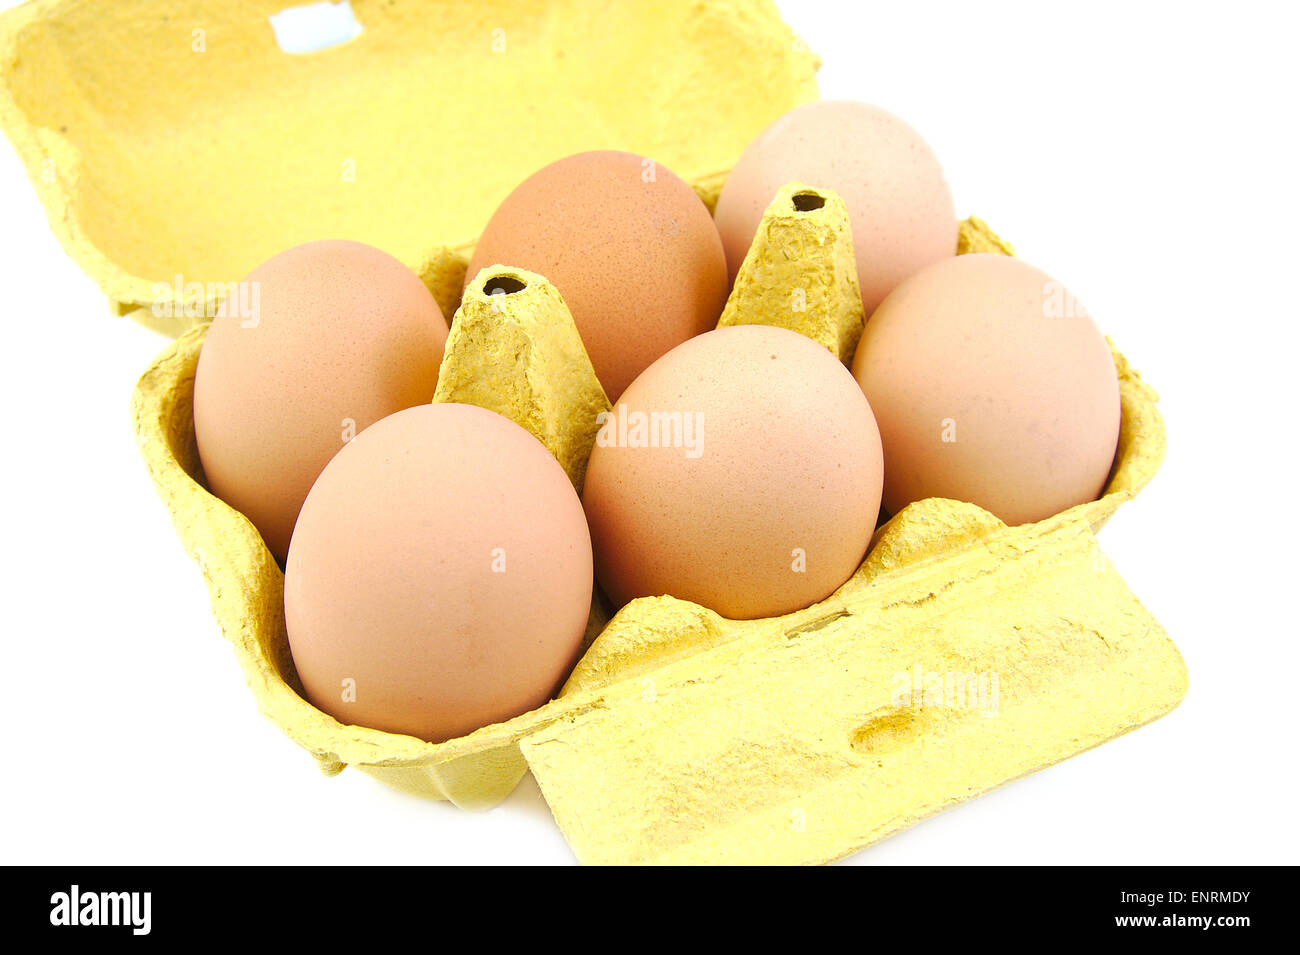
2;0;1296;865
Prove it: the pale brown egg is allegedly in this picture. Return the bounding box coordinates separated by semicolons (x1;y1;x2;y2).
714;100;958;316
284;402;593;743
851;253;1121;525
192;239;448;562
583;325;883;620
465;150;728;401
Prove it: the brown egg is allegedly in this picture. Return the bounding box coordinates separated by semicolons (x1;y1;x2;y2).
193;240;448;562
714;100;958;316
465;150;728;400
284;402;593;743
851;253;1121;525
583;325;883;620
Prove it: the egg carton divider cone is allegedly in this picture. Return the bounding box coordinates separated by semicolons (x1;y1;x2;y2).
131;194;1184;861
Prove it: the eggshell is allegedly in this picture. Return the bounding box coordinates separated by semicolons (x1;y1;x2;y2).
465;150;728;400
851;253;1121;526
713;100;958;316
583;325;883;620
284;402;593;744
192;239;448;562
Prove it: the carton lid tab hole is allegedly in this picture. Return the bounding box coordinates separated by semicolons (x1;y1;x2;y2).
270;1;363;54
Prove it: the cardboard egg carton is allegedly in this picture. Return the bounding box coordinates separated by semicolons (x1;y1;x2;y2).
129;194;1183;863
3;0;1184;864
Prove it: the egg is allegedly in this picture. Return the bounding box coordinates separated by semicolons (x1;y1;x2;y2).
583;325;883;620
851;253;1121;525
284;402;593;743
192;239;448;562
714;100;958;316
465;150;728;400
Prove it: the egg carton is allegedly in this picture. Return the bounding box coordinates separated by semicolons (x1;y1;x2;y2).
3;0;1184;864
130;190;1184;864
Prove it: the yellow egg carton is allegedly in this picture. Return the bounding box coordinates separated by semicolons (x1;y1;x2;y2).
129;191;1183;863
4;0;1184;864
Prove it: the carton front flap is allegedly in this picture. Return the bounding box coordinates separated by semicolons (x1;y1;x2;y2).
519;514;1186;865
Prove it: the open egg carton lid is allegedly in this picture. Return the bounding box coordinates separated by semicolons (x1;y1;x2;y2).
0;0;819;326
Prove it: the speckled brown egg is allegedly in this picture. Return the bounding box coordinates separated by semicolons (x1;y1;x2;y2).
582;325;884;620
465;150;728;401
192;239;448;563
851;253;1121;526
714;100;958;316
284;402;593;743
